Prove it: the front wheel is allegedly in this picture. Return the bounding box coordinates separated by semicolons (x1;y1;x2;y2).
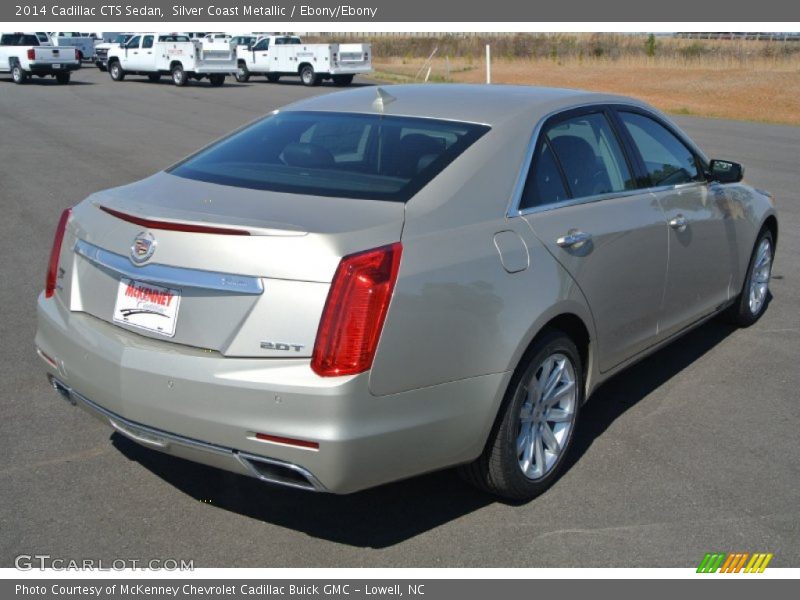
108;61;125;81
55;72;71;84
300;65;319;87
171;64;187;86
11;64;28;84
725;228;774;326
459;330;583;500
234;63;250;82
208;74;225;87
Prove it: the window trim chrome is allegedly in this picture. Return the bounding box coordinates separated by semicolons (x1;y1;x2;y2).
74;239;264;295
506;102;710;219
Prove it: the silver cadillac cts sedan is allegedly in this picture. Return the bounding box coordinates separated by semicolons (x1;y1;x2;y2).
36;85;777;500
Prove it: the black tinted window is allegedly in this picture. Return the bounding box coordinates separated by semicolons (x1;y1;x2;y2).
170;111;489;202
546;112;634;199
142;35;154;49
619;112;702;186
1;34;39;45
521;141;569;210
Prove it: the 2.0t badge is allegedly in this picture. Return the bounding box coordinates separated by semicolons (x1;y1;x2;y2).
130;231;156;265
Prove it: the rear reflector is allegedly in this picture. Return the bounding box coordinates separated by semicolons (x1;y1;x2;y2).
99;206;250;235
45;208;71;298
311;242;402;377
255;433;319;450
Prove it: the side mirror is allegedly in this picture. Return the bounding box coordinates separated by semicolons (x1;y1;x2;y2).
708;159;744;184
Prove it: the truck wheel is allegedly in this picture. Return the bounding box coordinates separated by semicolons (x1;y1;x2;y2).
332;74;354;86
171;64;187;86
209;74;225;87
109;61;125;81
266;73;280;83
147;73;161;82
235;63;250;82
11;64;28;84
300;65;319;87
55;72;71;84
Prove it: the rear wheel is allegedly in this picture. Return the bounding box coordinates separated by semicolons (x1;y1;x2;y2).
265;73;280;83
147;73;161;82
208;74;225;87
171;64;187;87
55;72;71;84
300;65;319;86
332;74;354;86
11;64;28;84
108;61;125;81
725;228;774;326
459;330;583;500
234;62;250;82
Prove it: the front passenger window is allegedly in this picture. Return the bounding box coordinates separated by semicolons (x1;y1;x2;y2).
618;112;702;187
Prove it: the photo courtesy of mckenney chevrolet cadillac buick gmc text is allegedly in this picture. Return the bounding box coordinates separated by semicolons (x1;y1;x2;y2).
36;84;777;500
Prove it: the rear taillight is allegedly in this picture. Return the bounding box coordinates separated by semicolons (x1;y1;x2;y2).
311;243;402;377
27;48;35;60
45;208;71;299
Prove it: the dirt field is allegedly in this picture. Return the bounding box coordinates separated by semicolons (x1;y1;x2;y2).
373;57;800;126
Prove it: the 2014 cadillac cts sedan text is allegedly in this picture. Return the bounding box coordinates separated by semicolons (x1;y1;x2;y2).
36;85;778;500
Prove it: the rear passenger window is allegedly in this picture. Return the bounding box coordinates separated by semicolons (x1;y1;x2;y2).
142;36;154;49
520;141;569;210
618;112;702;186
546;113;634;200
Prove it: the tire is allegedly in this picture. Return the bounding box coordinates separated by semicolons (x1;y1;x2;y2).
55;72;71;84
234;63;250;82
459;329;583;501
332;74;354;86
265;73;280;83
171;64;187;87
108;61;125;81
147;73;161;82
208;74;225;87
725;228;774;326
300;64;319;86
11;63;28;84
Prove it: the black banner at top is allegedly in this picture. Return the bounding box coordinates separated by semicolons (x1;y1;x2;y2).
3;0;799;22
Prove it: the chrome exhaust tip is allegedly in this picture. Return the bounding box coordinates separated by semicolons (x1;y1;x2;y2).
236;453;325;492
49;376;76;406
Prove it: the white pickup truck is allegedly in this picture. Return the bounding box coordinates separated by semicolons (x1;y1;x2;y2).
107;33;236;86
94;33;134;71
235;35;371;86
0;32;81;84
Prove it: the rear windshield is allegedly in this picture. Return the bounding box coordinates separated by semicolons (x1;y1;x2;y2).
169;111;489;202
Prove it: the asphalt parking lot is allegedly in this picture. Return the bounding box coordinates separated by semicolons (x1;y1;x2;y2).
0;67;798;568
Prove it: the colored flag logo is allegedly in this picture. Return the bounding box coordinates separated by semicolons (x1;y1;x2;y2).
697;552;773;573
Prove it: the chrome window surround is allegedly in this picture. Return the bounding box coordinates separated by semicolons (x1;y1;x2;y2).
505;102;710;218
74;239;264;295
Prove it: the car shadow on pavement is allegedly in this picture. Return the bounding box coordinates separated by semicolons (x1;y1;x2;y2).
111;314;742;548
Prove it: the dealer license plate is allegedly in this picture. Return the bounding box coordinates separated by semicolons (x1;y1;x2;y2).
112;278;181;337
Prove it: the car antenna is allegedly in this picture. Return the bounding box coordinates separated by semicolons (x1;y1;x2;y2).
373;87;396;112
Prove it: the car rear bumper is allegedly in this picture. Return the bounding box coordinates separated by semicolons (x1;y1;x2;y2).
36;294;510;493
330;66;372;75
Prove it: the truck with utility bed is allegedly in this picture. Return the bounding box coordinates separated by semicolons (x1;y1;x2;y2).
107;33;236;86
235;35;371;86
0;32;81;84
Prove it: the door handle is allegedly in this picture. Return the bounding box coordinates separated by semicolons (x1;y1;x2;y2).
556;230;592;249
669;215;688;232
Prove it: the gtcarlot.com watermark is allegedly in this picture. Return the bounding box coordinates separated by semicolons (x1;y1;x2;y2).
15;554;194;571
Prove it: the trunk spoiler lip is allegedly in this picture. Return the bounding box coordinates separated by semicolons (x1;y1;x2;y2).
95;203;309;237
